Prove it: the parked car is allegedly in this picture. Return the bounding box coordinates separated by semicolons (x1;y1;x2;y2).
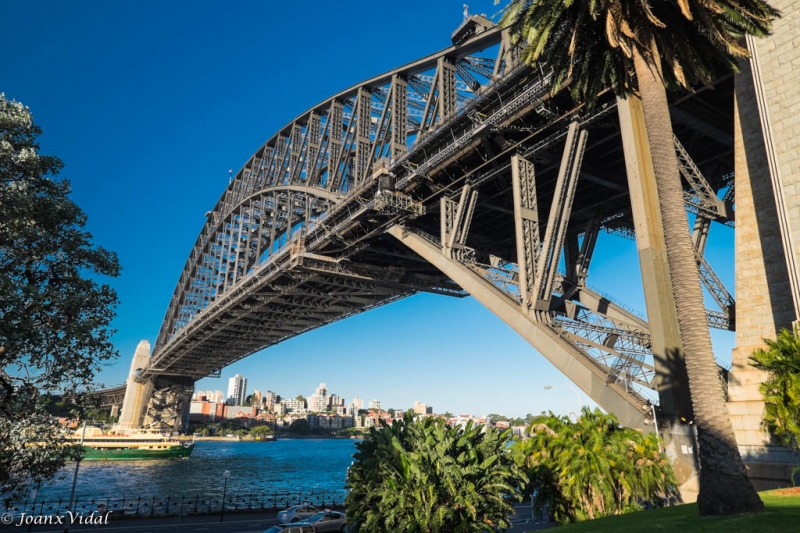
306;510;347;532
264;523;315;533
277;504;320;523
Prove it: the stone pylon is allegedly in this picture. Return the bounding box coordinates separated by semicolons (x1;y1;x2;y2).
728;0;800;489
117;340;153;429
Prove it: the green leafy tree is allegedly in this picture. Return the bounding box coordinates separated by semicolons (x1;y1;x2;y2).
250;425;274;437
346;414;526;532
514;408;677;523
0;95;120;501
750;328;800;449
499;0;778;515
288;418;309;435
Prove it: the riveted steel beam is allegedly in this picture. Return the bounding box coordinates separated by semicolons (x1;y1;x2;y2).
511;154;540;312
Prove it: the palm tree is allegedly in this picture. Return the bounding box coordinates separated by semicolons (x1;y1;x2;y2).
500;0;778;515
749;328;800;448
513;408;677;523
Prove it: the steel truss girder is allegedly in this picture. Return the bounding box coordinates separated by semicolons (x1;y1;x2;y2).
441;185;479;260
533;122;588;307
673;135;732;224
297;255;466;296
389;224;649;429
511;154;540;311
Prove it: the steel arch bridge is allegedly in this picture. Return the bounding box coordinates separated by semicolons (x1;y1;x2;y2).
122;15;736;489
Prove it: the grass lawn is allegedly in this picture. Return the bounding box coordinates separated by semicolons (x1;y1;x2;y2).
543;490;800;532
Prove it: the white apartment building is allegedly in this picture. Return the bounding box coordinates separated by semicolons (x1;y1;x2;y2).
280;397;306;413
227;374;247;406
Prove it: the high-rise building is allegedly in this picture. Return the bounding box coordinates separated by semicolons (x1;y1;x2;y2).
368;399;381;410
329;394;344;409
253;390;263;406
308;382;329;412
265;390;278;411
351;396;364;411
227;374;247;406
413;401;433;416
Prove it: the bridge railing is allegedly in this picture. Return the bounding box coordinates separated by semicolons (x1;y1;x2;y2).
4;488;348;519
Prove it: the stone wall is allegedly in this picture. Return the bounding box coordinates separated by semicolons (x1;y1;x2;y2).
729;0;800;489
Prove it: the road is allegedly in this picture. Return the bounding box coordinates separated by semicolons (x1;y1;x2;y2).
1;504;555;533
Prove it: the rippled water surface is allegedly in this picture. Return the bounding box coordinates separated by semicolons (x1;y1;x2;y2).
35;439;359;502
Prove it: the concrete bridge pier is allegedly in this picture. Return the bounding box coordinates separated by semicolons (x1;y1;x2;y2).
117;340;194;433
118;340;153;429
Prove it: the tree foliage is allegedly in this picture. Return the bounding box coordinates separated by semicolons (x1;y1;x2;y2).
750;329;800;449
513;408;677;523
346;414;526;532
0;94;120;500
498;0;779;108
288;418;309;435
249;425;274;437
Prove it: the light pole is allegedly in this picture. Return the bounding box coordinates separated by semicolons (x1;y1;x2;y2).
543;384;582;421
64;420;87;533
220;470;230;522
644;403;661;442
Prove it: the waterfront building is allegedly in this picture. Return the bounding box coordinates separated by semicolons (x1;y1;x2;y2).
227;374;247;406
280;397;306;413
189;400;224;422
225;405;257;420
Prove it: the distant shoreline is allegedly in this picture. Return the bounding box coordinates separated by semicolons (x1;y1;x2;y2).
187;435;361;442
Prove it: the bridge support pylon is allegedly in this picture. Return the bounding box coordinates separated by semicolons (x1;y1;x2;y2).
117;340;194;433
617;96;700;503
726;55;800;490
117;340;153;430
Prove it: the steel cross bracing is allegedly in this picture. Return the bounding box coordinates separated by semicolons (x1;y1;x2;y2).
149;16;738;431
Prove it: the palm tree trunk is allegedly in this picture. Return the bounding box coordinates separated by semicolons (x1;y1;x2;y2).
631;48;763;515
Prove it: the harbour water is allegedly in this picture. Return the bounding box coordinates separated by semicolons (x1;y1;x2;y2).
32;439;359;503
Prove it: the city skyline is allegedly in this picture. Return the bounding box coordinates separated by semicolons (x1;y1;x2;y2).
2;0;736;419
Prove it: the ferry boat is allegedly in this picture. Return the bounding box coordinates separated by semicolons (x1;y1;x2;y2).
69;427;195;460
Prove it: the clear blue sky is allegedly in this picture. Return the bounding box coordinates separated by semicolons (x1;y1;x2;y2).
2;0;735;418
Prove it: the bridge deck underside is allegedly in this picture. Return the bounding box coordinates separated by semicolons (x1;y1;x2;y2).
149;258;464;379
